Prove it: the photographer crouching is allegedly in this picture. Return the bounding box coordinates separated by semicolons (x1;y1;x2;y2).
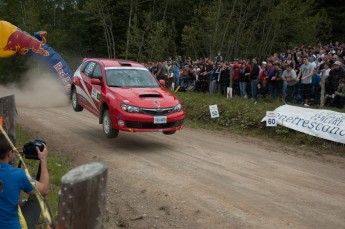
0;133;49;229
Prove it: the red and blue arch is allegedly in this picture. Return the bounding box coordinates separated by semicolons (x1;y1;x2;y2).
0;20;72;94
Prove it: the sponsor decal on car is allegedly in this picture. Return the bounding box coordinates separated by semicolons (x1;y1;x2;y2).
91;88;101;101
74;70;98;110
154;100;160;107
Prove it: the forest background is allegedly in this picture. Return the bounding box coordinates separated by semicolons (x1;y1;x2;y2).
0;0;344;83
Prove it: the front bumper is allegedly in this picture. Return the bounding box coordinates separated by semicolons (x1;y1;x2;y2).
111;110;185;132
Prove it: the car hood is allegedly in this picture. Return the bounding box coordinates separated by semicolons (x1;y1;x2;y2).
108;87;179;108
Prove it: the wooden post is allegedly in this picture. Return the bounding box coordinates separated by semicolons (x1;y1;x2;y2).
0;95;16;144
58;162;108;229
229;67;233;89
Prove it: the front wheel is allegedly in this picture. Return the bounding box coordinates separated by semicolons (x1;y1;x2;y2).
163;130;176;135
71;89;83;112
102;110;119;138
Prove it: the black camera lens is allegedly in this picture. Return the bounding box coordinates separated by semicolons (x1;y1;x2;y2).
23;139;46;160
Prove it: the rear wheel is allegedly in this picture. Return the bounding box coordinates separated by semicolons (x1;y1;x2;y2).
102;110;119;138
72;89;83;112
163;130;176;135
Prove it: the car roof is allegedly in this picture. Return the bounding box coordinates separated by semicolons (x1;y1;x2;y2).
83;58;145;68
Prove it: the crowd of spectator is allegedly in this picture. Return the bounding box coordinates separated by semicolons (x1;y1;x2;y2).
145;42;345;109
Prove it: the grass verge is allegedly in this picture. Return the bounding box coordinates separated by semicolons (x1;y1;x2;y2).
176;92;345;157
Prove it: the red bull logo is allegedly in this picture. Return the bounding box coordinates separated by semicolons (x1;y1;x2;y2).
54;62;72;92
3;29;49;56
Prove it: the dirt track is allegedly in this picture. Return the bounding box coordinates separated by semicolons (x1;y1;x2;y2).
17;105;345;229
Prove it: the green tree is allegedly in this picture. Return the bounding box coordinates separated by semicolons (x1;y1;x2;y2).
0;0;342;85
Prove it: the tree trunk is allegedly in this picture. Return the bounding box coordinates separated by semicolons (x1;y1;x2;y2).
219;0;237;56
211;0;222;58
267;11;281;55
96;0;116;58
162;0;168;21
125;0;134;59
244;1;262;57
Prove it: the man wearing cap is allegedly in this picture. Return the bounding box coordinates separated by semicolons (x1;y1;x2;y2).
326;61;345;95
154;61;166;81
0;134;50;229
259;61;268;84
282;64;298;102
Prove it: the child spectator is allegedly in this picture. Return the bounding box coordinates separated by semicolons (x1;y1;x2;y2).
259;61;268;84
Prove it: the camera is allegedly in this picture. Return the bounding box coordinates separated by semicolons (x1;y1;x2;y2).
23;139;46;160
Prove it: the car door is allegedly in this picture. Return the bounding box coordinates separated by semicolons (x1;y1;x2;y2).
79;61;99;115
89;63;103;113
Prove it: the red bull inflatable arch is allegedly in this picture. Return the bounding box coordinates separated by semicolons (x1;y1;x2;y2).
0;20;72;94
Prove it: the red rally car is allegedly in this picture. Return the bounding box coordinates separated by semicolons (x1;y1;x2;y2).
71;58;184;138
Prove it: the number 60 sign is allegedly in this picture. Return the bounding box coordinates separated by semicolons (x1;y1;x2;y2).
266;111;277;127
209;105;219;118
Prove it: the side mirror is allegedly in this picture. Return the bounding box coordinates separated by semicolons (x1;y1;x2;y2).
91;78;101;85
159;80;165;86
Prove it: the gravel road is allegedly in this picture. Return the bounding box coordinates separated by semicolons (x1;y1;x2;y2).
17;105;345;229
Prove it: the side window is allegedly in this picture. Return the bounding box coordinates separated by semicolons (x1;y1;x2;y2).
92;64;103;78
80;62;88;72
82;62;96;78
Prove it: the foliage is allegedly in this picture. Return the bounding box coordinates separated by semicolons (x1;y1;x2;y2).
0;0;343;82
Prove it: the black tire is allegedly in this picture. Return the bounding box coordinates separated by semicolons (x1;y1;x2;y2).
71;89;83;112
102;110;119;138
163;130;176;135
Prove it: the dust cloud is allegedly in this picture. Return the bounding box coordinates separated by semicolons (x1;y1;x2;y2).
0;67;69;108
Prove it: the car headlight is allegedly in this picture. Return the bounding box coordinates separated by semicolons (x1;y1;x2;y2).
173;104;182;112
121;104;141;113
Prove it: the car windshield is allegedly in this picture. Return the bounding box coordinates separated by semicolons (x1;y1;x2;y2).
105;68;159;88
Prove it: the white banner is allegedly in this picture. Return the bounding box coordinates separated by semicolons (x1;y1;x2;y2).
262;105;345;144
